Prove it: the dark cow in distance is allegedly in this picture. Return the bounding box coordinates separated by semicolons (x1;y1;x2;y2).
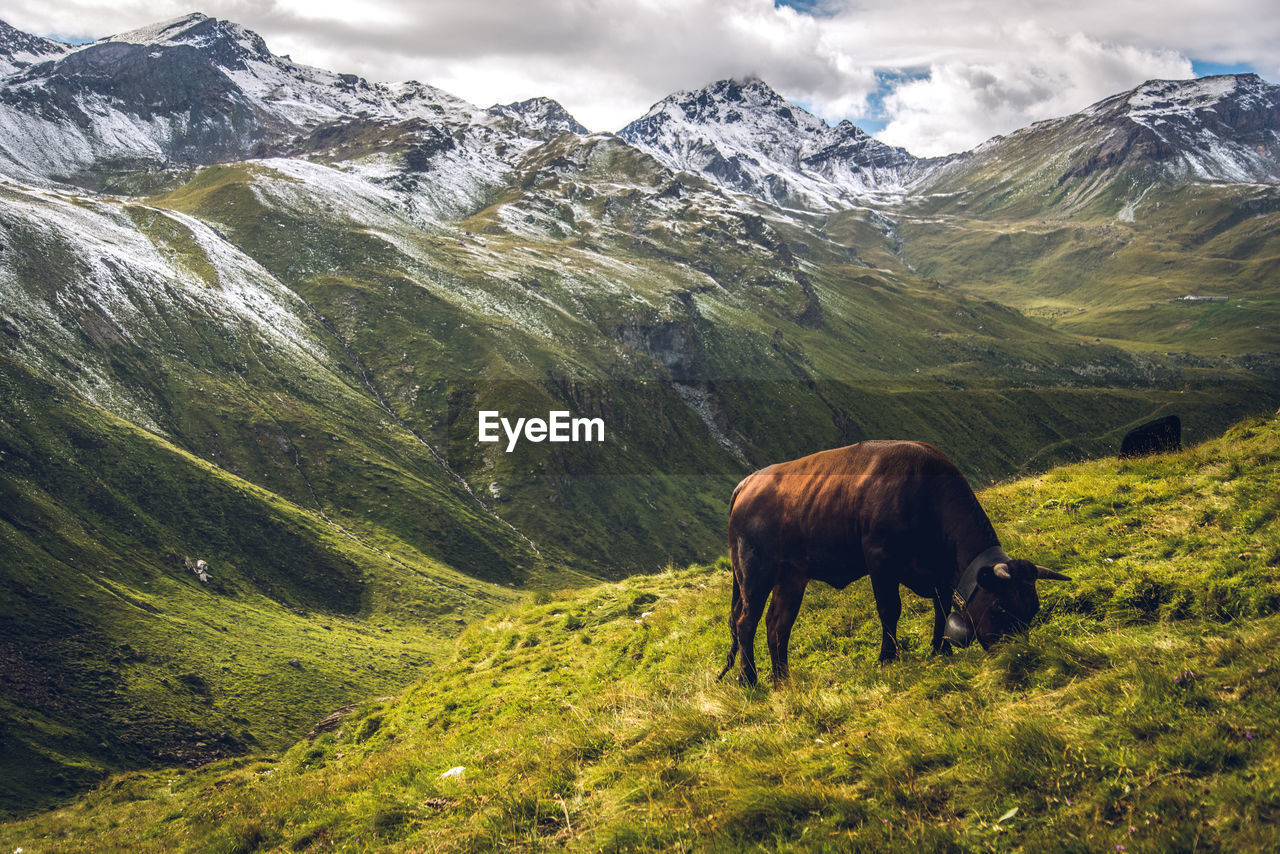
1120;415;1181;458
718;440;1069;685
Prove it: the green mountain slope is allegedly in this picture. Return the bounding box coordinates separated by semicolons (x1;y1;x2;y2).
4;414;1278;851
898;182;1280;354
3;134;1276;817
3;67;1279;820
0;354;521;816
140;142;1280;553
0;178;539;582
890;77;1280;355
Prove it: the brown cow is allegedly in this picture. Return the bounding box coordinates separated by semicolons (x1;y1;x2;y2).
718;440;1069;685
1120;414;1181;458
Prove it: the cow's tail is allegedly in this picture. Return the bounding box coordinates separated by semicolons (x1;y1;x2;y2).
716;480;748;682
716;563;741;682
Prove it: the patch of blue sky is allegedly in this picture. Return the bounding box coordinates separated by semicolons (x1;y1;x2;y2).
793;68;926;135
1190;60;1266;80
858;69;928;133
795;68;928;136
773;0;839;16
792;96;890;134
851;116;889;135
47;33;96;45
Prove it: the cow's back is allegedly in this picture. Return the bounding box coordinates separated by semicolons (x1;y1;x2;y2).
729;440;980;587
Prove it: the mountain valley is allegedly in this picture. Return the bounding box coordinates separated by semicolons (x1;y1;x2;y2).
0;12;1277;815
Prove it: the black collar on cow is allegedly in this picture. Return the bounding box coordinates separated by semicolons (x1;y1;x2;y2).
944;544;1009;647
954;544;1009;610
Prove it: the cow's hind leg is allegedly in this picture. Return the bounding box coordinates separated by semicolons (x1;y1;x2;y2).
736;585;771;686
766;570;807;683
716;570;743;681
732;538;774;686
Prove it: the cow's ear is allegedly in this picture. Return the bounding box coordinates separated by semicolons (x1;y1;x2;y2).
976;565;1001;591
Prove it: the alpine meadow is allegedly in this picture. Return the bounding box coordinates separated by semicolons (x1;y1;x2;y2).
0;10;1278;851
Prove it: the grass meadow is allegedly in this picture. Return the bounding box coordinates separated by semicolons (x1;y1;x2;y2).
2;414;1278;851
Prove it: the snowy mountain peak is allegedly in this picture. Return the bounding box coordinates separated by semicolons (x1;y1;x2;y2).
919;72;1280;211
618;76;920;210
1123;73;1264;116
0;18;70;75
488;96;588;139
112;12;213;44
108;12;271;64
1073;73;1276;127
1093;73;1280;182
633;76;824;135
0;14;586;219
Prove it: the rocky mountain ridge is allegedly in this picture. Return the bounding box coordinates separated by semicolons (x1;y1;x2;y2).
2;15;1277;212
0;13;573;210
617;76;925;209
915;73;1280;218
489;96;589;138
0;18;68;75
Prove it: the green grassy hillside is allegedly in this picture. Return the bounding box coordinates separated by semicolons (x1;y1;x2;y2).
0;355;518;817
884;85;1280;355
142;149;1280;567
7;143;1277;822
4;413;1278;851
898;180;1280;355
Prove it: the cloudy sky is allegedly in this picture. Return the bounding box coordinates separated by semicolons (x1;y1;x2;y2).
5;0;1278;155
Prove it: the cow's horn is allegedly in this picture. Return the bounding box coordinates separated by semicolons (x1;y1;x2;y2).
993;562;1012;580
1035;565;1071;581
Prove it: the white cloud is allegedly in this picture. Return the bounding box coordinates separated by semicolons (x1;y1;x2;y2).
2;0;1275;155
875;27;1193;156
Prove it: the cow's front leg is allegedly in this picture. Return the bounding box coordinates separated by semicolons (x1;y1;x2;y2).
870;572;902;662
765;572;807;684
931;592;952;655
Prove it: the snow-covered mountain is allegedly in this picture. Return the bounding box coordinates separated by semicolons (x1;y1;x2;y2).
489;96;588;139
0;18;69;75
0;14;582;213
1082;74;1280;182
2;14;1276;215
917;73;1280;215
618;77;923;210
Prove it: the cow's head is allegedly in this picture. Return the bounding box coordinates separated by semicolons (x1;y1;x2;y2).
944;560;1070;649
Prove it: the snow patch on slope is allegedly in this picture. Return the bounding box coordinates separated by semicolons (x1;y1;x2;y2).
1122;76;1280;183
0;178;336;428
1127;76;1238;115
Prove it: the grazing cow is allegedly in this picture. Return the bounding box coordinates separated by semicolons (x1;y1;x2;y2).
1120;415;1181;458
718;440;1069;685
